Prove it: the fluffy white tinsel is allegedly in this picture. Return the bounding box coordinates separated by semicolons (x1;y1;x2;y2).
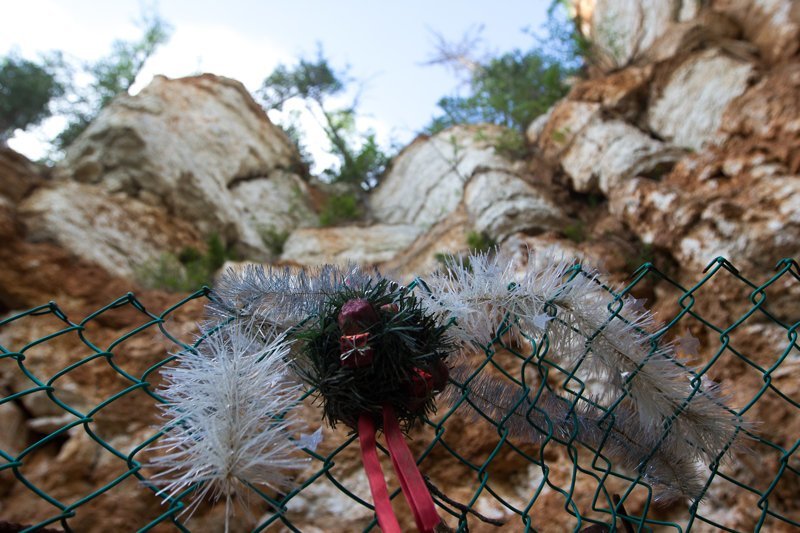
149;322;307;525
418;250;744;500
208;263;377;327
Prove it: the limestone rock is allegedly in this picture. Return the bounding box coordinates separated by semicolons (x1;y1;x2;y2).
369;125;514;228
55;74;316;257
19;181;203;279
566;65;652;118
464;170;568;240
229;169;317;251
609;171;800;271
571;0;754;70
573;0;798;66
280;224;423;266
536;101;602;163
573;0;680;70
525;107;553;145
712;0;800;63
379;206;470;279
613;59;800;270
718;62;800;173
0;146;44;203
560;118;685;194
647;48;755;150
643;12;742;64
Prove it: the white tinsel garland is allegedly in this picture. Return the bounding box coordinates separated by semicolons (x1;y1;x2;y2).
148;321;309;530
207;263;377;327
180;252;745;506
416;250;744;501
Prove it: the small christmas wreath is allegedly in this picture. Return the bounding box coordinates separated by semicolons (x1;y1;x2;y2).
297;278;452;431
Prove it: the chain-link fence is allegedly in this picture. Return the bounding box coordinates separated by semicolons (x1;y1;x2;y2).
1;257;798;532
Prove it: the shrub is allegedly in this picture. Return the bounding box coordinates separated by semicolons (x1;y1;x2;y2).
259;226;290;256
563;221;586;243
137;234;234;292
466;230;497;253
56;11;171;149
428;49;571;135
318;192;361;227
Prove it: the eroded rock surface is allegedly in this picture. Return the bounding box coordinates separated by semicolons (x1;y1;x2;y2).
647;48;755;150
281;224;423;266
55;74;316;260
561;118;685;193
20;182;203;279
369;125;515;228
464;170;567;239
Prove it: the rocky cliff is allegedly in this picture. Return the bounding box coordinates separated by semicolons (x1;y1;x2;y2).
1;0;799;531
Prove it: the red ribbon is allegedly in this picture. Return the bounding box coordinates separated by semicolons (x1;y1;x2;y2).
383;405;441;533
358;414;402;533
358;408;440;533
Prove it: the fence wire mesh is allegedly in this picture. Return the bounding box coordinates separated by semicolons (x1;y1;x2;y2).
1;257;799;532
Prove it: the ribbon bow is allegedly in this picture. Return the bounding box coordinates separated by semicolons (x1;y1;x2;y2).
338;298;441;532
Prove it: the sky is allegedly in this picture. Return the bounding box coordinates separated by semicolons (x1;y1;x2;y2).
1;1;550;167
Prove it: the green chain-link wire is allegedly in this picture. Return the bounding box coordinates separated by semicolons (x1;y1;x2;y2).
1;257;799;532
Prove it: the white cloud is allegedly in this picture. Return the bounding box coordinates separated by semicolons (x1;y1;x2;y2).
131;22;290;94
0;1;138;61
6;116;65;162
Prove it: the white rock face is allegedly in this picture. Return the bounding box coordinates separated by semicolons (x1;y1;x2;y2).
647;49;755;150
643;13;741;64
609;175;800;270
525;107;553;145
464;171;568;240
537;101;602;162
369;125;513;228
574;0;799;65
280;224;423;266
676;179;800;267
229;170;317;249
561;119;685;194
719;0;800;63
19;182;203;278
381;206;470;279
56;74;316;255
577;0;680;69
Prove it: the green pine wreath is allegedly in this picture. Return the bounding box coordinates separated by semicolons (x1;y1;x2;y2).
296;278;452;431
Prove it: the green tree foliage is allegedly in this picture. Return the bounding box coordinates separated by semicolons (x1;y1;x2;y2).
260;52;343;108
428;49;570;133
543;1;590;70
425;4;585;135
259;50;390;191
56;12;171;149
0;53;64;141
